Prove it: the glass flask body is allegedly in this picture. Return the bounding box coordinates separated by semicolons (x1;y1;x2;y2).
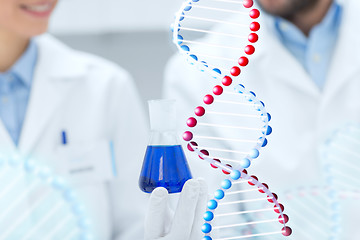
139;99;192;193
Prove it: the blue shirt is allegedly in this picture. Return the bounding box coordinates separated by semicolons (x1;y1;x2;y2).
0;40;38;146
274;2;342;89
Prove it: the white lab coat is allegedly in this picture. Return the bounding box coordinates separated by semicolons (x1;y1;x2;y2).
0;34;148;239
163;0;360;238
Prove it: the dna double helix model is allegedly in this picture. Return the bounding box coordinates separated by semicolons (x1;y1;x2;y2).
171;0;292;239
319;123;360;239
0;154;92;240
281;123;360;239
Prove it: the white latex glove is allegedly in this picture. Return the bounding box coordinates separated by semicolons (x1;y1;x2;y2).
144;178;208;240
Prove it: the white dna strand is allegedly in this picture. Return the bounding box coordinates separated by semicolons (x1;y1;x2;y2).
0;154;92;240
321;123;360;192
282;186;340;240
280;184;360;240
171;1;292;237
320;123;360;239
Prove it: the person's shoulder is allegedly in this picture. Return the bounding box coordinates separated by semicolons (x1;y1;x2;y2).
165;52;185;70
35;34;132;83
77;50;130;79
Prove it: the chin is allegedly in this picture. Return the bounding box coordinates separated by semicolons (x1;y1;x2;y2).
256;0;291;16
256;0;318;18
17;23;49;38
29;27;49;37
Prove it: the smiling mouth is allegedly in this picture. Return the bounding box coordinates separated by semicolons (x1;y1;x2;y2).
19;2;55;16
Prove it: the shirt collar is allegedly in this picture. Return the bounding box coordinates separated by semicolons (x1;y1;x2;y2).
11;39;38;88
274;1;343;44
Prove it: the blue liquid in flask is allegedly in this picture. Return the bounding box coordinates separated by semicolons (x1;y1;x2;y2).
139;145;192;193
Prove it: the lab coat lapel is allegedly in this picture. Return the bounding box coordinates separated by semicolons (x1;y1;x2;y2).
255;16;320;98
18;34;88;154
18;72;66;154
0;120;16;155
323;0;360;103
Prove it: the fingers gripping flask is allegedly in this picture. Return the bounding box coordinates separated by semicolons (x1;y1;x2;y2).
139;99;192;193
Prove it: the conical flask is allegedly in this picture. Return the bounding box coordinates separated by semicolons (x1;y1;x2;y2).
139;99;192;193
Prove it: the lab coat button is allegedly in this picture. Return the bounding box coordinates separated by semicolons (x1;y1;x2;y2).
1;96;8;104
313;54;321;63
279;22;289;31
7;75;14;82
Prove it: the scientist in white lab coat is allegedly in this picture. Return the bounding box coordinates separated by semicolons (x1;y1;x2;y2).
0;0;207;239
164;0;360;239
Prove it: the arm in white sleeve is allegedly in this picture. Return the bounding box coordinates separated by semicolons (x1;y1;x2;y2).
106;70;149;240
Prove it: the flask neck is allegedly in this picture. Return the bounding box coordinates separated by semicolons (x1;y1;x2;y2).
148;99;177;132
148;131;180;146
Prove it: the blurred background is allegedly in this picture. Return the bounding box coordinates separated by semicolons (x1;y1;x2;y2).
49;0;184;108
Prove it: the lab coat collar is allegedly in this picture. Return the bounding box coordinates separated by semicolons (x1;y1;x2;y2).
34;34;89;79
11;39;38;88
253;0;359;99
18;34;88;154
253;13;320;97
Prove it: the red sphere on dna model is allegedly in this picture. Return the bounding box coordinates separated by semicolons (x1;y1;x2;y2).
187;141;198;151
282;226;292;236
248;33;259;43
268;193;278;203
230;66;241;76
194;106;205;116
186;117;197;127
210;159;221;168
250;22;260;31
245;45;255;55
243;0;253;8
279;214;289;224
249;9;260;19
213;85;224;95
203;94;214;104
259;183;269;193
183;131;193;141
238;56;249;66
222;164;232;174
199;149;210;160
248;175;258;185
222;76;233;86
274;203;285;213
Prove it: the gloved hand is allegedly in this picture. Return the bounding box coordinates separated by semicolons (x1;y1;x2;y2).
144;178;208;240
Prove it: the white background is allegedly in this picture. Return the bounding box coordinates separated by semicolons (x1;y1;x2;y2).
49;0;184;34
